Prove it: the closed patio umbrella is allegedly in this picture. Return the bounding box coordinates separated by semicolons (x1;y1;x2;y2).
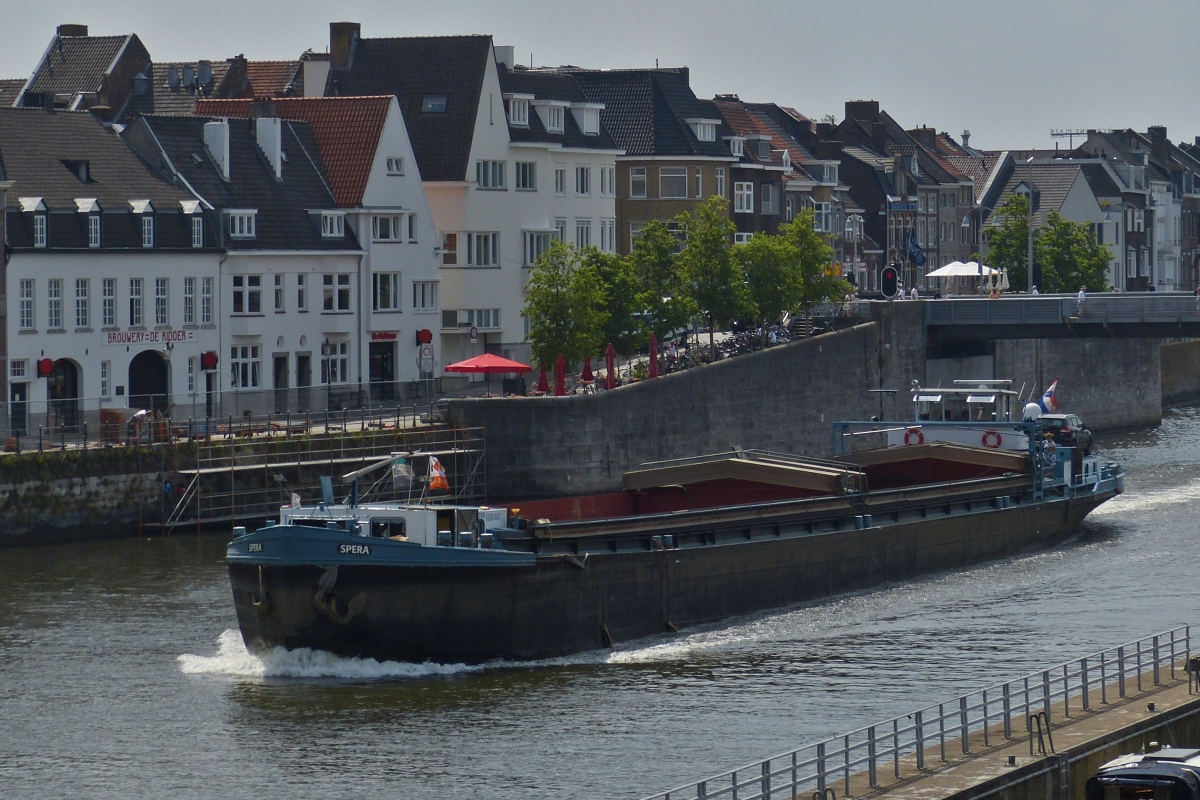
554;354;566;396
581;355;594;383
604;343;616;390
648;334;659;379
537;367;549;393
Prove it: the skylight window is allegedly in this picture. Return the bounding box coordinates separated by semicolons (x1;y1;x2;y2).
422;95;447;113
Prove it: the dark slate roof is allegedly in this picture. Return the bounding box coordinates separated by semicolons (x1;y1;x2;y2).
990;162;1085;227
195;96;393;207
1079;162;1122;199
26;34;133;96
0;107;211;250
122;60;241;117
127;114;359;251
0;79;24;107
498;67;618;150
325;35;492;182
570;69;732;158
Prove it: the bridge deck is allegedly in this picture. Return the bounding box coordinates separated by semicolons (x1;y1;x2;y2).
923;295;1200;340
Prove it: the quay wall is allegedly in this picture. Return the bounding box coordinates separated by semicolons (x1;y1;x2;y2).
1162;339;1200;405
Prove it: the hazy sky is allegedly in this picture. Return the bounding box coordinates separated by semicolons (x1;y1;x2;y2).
3;0;1198;152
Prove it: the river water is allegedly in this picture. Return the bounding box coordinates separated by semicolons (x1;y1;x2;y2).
2;408;1198;799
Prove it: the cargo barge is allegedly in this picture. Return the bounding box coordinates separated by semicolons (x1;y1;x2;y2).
227;405;1123;664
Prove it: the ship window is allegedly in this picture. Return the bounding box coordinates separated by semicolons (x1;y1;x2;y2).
915;394;942;403
371;519;407;539
966;394;996;404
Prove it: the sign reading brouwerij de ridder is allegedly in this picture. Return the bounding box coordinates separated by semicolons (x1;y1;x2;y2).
104;329;197;347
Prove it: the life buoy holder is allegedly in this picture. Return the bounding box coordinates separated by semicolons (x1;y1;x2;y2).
982;430;1003;448
904;428;924;446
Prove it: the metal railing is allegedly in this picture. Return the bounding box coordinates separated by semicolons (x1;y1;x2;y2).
925;293;1200;327
642;625;1190;800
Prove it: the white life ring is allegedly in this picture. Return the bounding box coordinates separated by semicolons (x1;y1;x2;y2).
982;430;1003;448
904;428;924;446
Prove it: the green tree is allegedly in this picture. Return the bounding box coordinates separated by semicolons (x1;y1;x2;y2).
735;232;801;326
522;241;608;369
984;194;1032;291
678;196;751;352
778;209;848;314
1035;211;1111;293
629;220;694;339
582;248;647;357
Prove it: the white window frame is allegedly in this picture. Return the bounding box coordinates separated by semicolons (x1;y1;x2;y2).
191;215;204;248
88;215;101;248
554;163;567;195
141;215;154;248
19;279;34;330
524;231;552;266
412;280;439;312
515;161;537;191
232;275;262;315
274;274;285;312
322;341;350;384
734;182;754;213
228;211;257;239
33;214;46;248
100;360;111;398
102;278;115;327
695;168;703;199
545;105;564;134
440;233;458;266
75;278;89;328
373;272;401;311
183;277;196;324
576;218;591;248
602;218;616;253
508;98;529;127
230;344;261;389
575;164;591;196
660;167;688;199
322;213;345;238
187;356;196;394
734;232;753;244
476;160;506;189
386;157;405;175
201;277;214;324
466;232;500;266
555;218;567;242
155;277;169;326
761;184;778;215
323;274;352;312
296;274;307;312
131;277;145;327
47;278;62;329
715;168;726;199
372;215;402;242
630;167;647;198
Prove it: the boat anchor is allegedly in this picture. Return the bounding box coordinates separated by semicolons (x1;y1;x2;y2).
313;565;368;626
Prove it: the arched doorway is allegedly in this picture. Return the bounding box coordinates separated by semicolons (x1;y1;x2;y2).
47;359;80;431
129;350;168;413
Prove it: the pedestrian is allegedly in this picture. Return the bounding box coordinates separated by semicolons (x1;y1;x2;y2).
933;288;943;300
1031;285;1039;295
1077;286;1087;303
768;328;778;346
909;285;918;300
162;478;173;521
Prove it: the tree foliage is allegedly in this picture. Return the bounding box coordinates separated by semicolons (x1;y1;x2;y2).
630;219;694;338
779;209;849;312
1035;211;1111;293
522;241;607;368
678;196;750;342
583;248;647;357
735;233;800;325
985;194;1032;291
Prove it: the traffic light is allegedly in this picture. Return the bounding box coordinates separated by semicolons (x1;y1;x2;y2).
881;265;899;299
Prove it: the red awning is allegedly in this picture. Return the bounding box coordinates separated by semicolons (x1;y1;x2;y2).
445;354;532;373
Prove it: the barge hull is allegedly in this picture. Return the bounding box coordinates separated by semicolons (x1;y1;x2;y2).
229;490;1111;664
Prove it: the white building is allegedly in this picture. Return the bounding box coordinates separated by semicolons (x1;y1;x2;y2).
0;107;223;436
317;26;622;371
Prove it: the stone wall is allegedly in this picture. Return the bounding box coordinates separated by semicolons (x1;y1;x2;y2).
995;338;1162;430
449;303;927;499
1161;339;1200;405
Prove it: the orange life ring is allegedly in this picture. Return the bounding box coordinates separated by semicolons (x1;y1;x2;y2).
982;430;1002;448
904;428;924;446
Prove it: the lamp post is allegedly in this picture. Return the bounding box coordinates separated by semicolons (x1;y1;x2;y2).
321;338;332;412
845;214;863;289
1103;201;1139;291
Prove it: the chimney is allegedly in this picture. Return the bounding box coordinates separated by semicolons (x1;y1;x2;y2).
302;57;330;98
57;24;88;37
203;119;230;180
256;116;283;180
330;22;361;70
907;127;936;147
249;99;276;119
494;45;515;72
844;100;879;124
1148;125;1167;142
962;129;971;148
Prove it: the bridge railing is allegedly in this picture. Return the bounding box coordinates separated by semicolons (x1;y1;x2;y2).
642;625;1190;800
925;294;1200;326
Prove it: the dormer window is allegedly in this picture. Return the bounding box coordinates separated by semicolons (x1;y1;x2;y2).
824;164;838;184
686;119;719;142
386;157;404;175
506;95;532;127
570;103;603;136
180;200;203;248
229;210;257;239
76;198;101;247
781;151;791;170
321;212;345;238
755;139;771;159
546;106;563;133
729;137;745;157
129;200;154;248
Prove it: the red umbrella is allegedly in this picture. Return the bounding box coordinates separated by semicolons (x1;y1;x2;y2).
604;343;616;390
581;355;594;383
554;354;566;396
648;334;659;378
446;353;532;396
537;367;549;393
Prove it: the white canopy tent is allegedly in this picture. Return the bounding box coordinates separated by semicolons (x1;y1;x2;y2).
926;262;1000;277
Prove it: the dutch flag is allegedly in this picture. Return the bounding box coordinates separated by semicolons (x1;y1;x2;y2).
1039;380;1060;413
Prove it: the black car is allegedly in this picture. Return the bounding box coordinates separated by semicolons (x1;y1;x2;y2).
1036;413;1093;455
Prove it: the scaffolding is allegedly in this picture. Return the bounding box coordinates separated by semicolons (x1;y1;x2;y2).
164;425;486;533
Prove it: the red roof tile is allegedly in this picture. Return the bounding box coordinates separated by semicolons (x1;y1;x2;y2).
244;61;300;97
195;95;393;207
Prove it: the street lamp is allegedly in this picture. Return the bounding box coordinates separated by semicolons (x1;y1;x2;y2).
845;214;863;289
321;338;332;413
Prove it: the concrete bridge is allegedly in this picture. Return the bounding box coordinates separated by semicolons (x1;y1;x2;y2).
922;294;1200;342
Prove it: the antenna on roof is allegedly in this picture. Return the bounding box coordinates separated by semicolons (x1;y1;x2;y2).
656;58;659;68
1050;129;1088;148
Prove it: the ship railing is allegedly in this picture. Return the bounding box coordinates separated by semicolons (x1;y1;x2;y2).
641;625;1190;800
637;449;863;476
